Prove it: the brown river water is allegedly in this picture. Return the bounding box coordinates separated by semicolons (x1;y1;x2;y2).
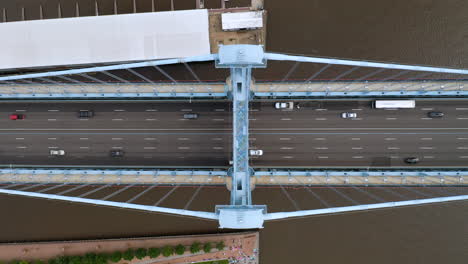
0;0;468;263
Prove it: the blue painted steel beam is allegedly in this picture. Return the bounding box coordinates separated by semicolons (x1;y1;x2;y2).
0;92;227;99
254;170;468;177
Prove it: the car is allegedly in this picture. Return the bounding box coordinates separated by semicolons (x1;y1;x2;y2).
341;112;357;119
110;150;124;157
249;149;263;156
274;102;294;109
427;111;444;118
50;149;65;156
78;110;94;118
9;114;25;120
404;157;420;164
183;113;199;119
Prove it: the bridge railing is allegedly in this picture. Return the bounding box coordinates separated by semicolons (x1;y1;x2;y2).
253;53;468;97
0;58;229;99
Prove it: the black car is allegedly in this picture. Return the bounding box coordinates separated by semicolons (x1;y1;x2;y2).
110;150;124;157
427;111;444;118
404;157;420;164
78;110;94;118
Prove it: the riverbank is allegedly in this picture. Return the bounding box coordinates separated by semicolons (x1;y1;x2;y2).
0;231;259;264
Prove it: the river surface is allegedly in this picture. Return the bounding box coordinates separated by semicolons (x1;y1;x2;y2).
1;0;468;263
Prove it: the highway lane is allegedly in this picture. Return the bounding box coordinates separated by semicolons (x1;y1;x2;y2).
0;100;467;167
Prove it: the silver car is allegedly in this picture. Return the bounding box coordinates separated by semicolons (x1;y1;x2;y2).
249;149;264;156
50;149;65;156
341;112;357;119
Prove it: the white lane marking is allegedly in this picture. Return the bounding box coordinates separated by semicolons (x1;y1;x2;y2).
143;156;153;159
178;119;186;121
15;138;24;140
48;138;57;140
457;147;468;150
249;119;257;121
457;117;468;120
281;118;292;121
353;118;363;121
351;138;361;140
212;138;223;141
280;147;294;150
146;109;158;112
282;156;294;159
317;156;328;159
111;138;123;140
315;138;326;140
386;117;397;120
249;138;256;141
423;156;434;159
112;119;123;121
79;138;88;140
144;138;156;141
460;156;468;158
280;138;291;141
457;138;468;140
144;147;156;150
215;109;225;112
249;109;259;112
420;147;434;150
178;147;190;150
146;118;157;121
112;146;122;149
114;109;125;112
315;118;327;121
47;119;57;121
420;118;432;120
181;109;192;112
384;109;398;111
384;138;396;140
387;147;400;150
212;119;225;121
177;138;190;141
352;147;363;150
315;109;327;111
352;156;364;159
79;147;89;149
16;110;26;112
315;147;328;150
48;109;59;112
48;146;58;149
421;108;433;110
16;146;27;149
420;138;433;140
79;119;88;121
16;155;25;158
456;108;468;110
352;109;363;111
390;155;399;159
213;147;224;150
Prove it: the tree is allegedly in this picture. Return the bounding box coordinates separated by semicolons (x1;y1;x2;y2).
34;261;45;264
216;241;225;251
48;259;58;264
95;254;107;264
203;243;212;253
148;248;160;259
110;251;122;263
18;261;29;264
135;248;147;260
190;242;201;254
161;246;174;257
69;256;82;264
174;244;185;255
122;249;135;261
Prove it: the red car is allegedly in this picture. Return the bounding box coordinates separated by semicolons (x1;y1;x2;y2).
9;114;25;120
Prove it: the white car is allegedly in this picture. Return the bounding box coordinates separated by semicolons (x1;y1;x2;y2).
249;149;264;156
274;102;294;109
341;112;357;119
50;149;65;156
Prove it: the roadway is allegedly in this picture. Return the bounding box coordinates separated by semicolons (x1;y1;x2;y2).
0;99;467;168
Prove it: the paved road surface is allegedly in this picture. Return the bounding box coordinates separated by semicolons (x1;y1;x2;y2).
0;99;467;168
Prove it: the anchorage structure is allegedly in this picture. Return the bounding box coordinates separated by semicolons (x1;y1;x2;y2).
1;44;468;228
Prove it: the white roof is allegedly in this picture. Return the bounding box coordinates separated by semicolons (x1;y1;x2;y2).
0;10;210;70
221;11;263;31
